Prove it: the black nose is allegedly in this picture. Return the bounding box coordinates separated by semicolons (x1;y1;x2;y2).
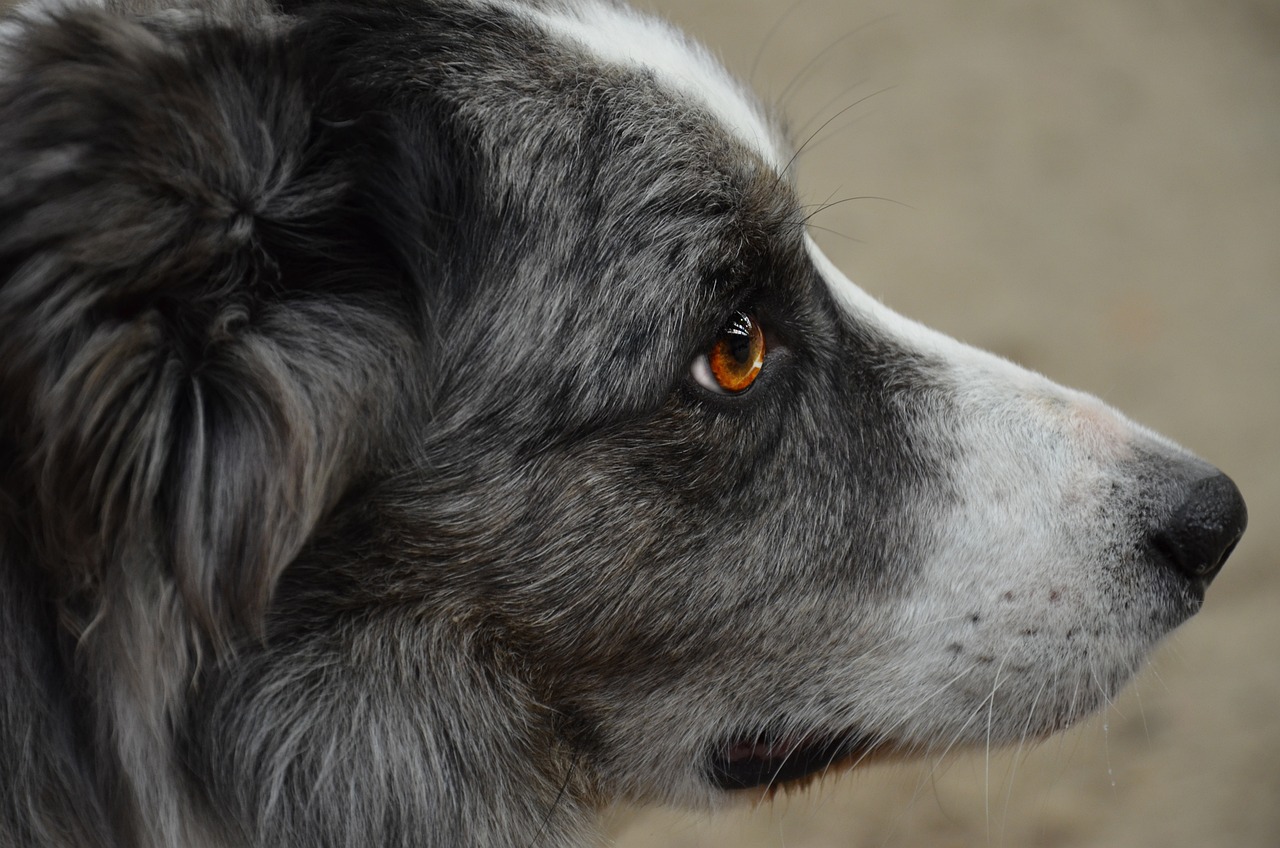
1149;472;1247;585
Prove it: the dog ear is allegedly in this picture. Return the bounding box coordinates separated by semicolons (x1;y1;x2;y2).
0;10;417;644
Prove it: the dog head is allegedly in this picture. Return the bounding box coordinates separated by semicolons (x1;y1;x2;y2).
0;1;1245;845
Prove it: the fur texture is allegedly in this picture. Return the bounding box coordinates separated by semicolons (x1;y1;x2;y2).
0;1;1246;846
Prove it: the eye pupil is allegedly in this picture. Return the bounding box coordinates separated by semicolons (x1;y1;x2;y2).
708;312;765;393
723;315;754;361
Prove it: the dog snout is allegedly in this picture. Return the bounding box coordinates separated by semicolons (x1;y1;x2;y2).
1147;470;1247;586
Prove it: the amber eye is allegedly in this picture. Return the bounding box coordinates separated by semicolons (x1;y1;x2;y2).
691;312;766;394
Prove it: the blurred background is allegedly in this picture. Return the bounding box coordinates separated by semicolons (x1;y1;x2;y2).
2;0;1274;845
609;0;1280;846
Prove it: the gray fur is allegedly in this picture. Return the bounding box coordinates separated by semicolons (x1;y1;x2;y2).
0;1;1244;846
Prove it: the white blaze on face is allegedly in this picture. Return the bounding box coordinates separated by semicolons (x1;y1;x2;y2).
808;234;1081;402
806;232;1160;469
805;233;1199;746
503;0;1178;742
489;0;786;170
492;0;1192;756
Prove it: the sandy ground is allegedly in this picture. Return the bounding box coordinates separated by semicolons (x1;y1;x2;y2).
2;0;1275;846
608;1;1280;846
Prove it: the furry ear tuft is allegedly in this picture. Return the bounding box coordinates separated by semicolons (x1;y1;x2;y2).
0;10;410;643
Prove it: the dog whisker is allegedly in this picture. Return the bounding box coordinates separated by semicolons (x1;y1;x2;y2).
774;14;895;110
525;751;580;848
800;194;914;226
790;79;875;144
781;87;896;179
747;0;809;86
798;222;863;245
789;111;880;163
999;677;1049;847
0;0;1244;844
982;647;1017;842
846;663;981;772
924;694;1001;783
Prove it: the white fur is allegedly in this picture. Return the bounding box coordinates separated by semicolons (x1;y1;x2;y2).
806;234;1189;749
497;0;1196;789
0;0;1221;831
488;0;786;169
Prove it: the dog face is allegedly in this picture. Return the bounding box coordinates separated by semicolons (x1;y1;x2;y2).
0;0;1246;845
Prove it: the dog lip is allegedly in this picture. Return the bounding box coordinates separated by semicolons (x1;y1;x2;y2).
707;729;882;791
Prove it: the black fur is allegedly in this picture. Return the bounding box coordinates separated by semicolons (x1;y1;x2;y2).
0;4;944;844
0;1;1243;846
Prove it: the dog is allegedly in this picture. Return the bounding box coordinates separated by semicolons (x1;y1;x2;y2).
0;0;1248;846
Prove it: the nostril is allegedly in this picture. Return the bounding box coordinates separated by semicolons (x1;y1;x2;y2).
1148;472;1247;585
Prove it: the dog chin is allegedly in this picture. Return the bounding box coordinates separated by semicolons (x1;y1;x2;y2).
0;1;1246;846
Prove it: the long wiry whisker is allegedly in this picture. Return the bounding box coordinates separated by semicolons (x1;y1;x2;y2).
801;183;846;216
1047;672;1086;769
761;691;828;797
799;223;863;244
828;662;984;788
781;87;896;179
924;692;1000;785
772;662;981;801
774;14;895;109
760;614;1021;801
1130;666;1153;747
894;691;1004;837
524;750;579;848
1087;658;1123;719
748;0;809;85
801;194;913;225
984;648;1016;842
1000;678;1048;846
791;79;874;143
1087;658;1122;791
793;109;880;160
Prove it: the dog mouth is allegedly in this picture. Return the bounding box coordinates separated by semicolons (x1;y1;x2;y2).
707;729;885;791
